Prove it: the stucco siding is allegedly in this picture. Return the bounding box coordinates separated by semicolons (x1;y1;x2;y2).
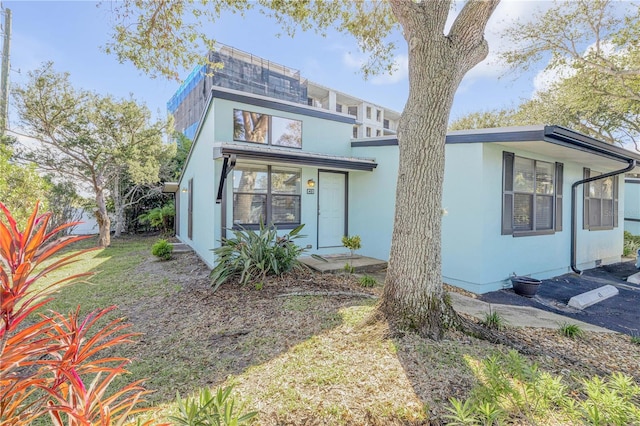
442;143;624;293
349;145;398;260
625;179;640;235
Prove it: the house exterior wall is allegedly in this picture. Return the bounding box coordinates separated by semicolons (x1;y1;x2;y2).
176;102;220;267
441;143;624;293
625;179;640;235
349;145;398;260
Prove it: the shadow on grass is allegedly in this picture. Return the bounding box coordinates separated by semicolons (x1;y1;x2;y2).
43;234;380;413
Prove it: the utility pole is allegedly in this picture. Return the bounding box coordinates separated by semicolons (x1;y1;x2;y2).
0;7;11;136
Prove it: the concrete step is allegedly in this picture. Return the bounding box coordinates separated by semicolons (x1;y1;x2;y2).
299;254;387;274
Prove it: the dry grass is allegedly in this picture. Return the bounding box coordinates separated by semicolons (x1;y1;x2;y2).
36;236;640;425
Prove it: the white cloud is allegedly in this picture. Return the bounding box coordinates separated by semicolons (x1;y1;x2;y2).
342;51;365;70
371;54;408;85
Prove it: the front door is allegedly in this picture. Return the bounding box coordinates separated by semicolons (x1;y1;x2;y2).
318;171;347;248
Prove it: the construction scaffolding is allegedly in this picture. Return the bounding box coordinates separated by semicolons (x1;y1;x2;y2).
168;44;308;140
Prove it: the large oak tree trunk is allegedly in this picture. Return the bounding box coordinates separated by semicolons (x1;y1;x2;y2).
380;0;499;339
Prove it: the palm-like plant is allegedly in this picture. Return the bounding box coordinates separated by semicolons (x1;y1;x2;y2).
0;202;155;425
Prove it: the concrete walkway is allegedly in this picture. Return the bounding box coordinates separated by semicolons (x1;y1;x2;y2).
449;292;613;332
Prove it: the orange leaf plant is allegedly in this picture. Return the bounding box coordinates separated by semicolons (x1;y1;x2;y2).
0;202;155;425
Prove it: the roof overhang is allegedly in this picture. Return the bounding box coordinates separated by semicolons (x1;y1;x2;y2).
214;143;377;171
446;125;640;173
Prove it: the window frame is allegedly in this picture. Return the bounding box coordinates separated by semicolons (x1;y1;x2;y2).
231;164;302;230
583;168;619;231
232;109;303;149
502;151;563;237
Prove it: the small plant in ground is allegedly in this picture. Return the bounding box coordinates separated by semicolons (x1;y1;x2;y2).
450;350;640;425
359;275;377;287
341;235;361;257
0;202;153;425
623;231;640;257
482;310;506;330
152;238;174;260
558;322;584;339
168;386;257;426
343;263;355;274
631;335;640;345
210;222;306;291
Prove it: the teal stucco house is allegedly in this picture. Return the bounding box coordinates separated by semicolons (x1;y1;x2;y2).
167;83;640;294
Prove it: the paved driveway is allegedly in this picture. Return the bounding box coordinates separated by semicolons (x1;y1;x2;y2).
479;262;640;336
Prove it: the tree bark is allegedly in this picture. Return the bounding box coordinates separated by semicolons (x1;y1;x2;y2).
380;0;500;339
94;184;111;248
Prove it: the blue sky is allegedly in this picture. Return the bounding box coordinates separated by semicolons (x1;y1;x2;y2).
5;1;562;132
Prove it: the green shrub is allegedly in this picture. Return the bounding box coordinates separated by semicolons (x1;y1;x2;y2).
446;350;640;425
152;238;174;260
138;201;175;235
168;386;257;426
630;335;640;345
623;231;640;257
341;235;361;256
210;222;306;291
558;322;584;339
359;275;377;287
482;311;506;330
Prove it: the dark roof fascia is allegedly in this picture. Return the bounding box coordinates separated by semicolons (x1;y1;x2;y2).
351;138;398;147
211;89;356;124
445;129;544;144
543;125;640;163
219;146;377;171
445;125;640;164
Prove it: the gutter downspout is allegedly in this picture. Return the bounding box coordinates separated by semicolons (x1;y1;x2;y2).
571;159;636;274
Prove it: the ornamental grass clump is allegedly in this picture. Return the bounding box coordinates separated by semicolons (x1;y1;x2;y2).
210;222;306;291
0;202;153;425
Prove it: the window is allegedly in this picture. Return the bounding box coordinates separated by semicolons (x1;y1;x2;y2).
383;119;390;129
376;110;381;122
502;152;563;236
352;126;358;138
366;127;371;137
376;129;381;137
347;106;358;117
233;109;302;148
336;104;343;113
307;97;314;106
232;165;301;227
366;106;372;119
583;169;618;230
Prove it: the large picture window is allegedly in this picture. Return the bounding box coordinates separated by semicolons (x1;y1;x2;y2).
233;109;302;148
583;169;619;230
232;164;301;227
502;152;563;236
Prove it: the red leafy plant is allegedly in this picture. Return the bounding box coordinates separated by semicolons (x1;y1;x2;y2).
0;202;155;425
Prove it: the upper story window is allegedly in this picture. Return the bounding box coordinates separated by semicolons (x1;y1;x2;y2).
376;129;381;136
383;119;390;129
233;109;302;148
352;126;358;138
376;110;381;122
584;169;619;230
307;98;314;106
366;127;371;137
336;104;343;113
366;106;372;119
347;106;358;117
502;152;563;236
